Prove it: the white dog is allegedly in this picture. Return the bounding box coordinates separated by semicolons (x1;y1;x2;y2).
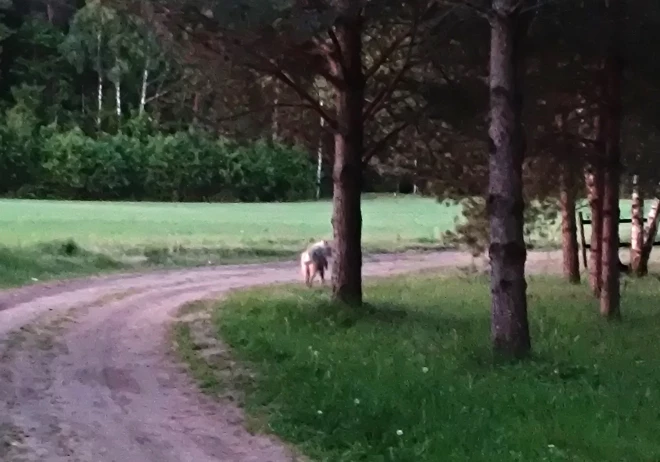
300;240;333;287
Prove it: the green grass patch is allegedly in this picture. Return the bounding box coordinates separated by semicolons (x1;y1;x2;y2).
192;274;660;461
0;196;457;254
0;196;456;287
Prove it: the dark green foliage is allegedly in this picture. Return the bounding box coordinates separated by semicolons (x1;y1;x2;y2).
1;122;316;202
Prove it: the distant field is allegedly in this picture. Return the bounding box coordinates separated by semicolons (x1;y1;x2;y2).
0;196;641;287
0;196;459;254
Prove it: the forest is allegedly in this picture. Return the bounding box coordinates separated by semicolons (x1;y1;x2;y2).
1;0;660;357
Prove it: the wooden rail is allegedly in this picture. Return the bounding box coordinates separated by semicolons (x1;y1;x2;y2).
577;212;660;270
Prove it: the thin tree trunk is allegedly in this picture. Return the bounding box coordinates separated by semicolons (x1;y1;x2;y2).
139;59;149;116
115;80;122;119
96;29;103;130
599;0;624;320
192;92;200;127
639;199;660;275
47;1;54;24
488;0;531;358
630;175;644;275
560;165;580;283
586;156;604;296
330;3;364;305
272;82;280;142
557;111;580;283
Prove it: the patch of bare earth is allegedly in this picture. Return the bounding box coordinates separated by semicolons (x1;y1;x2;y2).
0;251;562;461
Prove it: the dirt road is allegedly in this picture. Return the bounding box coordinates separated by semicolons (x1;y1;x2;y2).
0;250;561;462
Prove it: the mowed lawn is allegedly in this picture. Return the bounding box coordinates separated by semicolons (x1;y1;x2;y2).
0;196;460;254
175;272;660;462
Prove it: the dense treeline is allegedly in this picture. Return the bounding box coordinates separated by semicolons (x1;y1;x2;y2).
0;3;318;202
0;121;315;202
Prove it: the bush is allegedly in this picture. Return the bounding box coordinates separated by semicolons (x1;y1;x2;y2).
4;123;316;202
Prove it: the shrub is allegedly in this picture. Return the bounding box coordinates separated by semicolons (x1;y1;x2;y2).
3;123;316;203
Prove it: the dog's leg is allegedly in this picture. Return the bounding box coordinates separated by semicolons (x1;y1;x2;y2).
308;262;318;286
318;264;325;285
301;261;309;285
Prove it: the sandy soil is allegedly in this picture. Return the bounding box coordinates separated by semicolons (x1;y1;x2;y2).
0;250;562;462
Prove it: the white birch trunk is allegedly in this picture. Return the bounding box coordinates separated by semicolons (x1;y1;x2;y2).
139;59;149;116
638;198;660;275
630;175;644;273
96;29;103;130
316;106;324;200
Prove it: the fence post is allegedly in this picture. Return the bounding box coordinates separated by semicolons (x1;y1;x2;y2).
578;211;588;270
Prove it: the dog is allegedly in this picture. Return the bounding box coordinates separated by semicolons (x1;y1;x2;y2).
300;240;333;287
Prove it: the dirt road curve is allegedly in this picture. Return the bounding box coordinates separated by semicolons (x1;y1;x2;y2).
0;250;561;462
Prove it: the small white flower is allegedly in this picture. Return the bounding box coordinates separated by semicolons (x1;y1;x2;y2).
353;398;360;405
396;429;403;436
317;410;323;415
548;444;556;449
422;367;429;373
31;277;39;282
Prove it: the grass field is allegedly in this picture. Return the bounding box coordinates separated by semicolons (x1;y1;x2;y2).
175;272;660;462
0;196;640;288
0;195;461;287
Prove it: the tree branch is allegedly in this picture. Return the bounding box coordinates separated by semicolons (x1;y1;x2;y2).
363;122;412;165
214;102;316;123
364;30;411;82
362;24;417;123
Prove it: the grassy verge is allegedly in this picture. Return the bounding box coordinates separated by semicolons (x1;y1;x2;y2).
176;273;660;461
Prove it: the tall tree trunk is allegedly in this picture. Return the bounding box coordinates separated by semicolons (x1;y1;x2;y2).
557;112;580;283
330;3;364;305
599;0;624;320
630;175;644;275
560;165;580;283
638;199;660;276
488;0;531;358
139;59;149;116
586;126;605;296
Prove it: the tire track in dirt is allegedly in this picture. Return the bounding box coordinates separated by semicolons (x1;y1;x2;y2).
0;250;562;461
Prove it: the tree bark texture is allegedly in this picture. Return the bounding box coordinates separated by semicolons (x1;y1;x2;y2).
599;0;625;320
487;1;531;358
586;164;604;296
330;4;364;305
557;111;580;283
560;165;580;283
639;199;660;276
630;175;644;275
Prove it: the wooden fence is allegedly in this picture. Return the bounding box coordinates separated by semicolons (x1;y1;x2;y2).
577;212;660;269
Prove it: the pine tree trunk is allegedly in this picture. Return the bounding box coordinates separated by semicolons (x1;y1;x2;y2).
630;175;644;275
488;0;531;358
330;4;364;305
599;0;624;320
586;165;604;296
639;199;660;276
560;165;580;283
